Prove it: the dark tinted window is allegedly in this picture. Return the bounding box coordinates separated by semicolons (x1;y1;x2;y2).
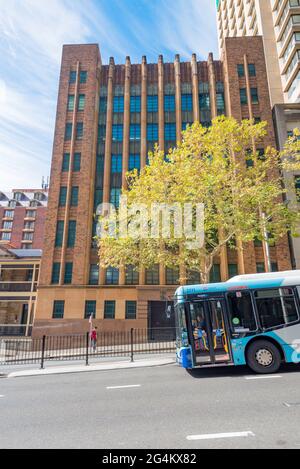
255;288;299;329
227;291;257;331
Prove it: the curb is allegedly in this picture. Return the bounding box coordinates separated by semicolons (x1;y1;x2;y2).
5;358;176;378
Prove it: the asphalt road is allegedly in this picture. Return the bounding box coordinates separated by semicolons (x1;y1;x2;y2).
1;363;300;449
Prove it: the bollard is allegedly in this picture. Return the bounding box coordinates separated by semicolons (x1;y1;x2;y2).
40;335;46;369
85;332;89;366
130;328;134;363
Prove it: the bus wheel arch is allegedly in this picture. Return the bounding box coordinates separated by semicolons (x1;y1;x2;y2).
245;337;284;374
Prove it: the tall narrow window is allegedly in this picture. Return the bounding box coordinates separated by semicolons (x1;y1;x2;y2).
147;124;158;141
237;64;245;77
76;122;83;140
71;186;79;206
164;95;175;111
55;220;64;247
85;301;96;319
51;263;61;284
62;153;70;172
294;176;300;201
65;123;72;141
181;94;193;111
145;265;159;285
73;153;81;172
251;88;259;104
104;300;115;319
166;267;180;285
67;220;76;248
113;96;124;113
80;71;87;83
78;94;85;111
59;187;67;207
53;300;65;319
210;264;221;283
67;95;74;111
129;154;140;171
129;124;141;140
164;123;176;141
64;262;73;284
110;188;121;208
69;71;76;84
130;96;141;113
147;95;158;112
89;264;99;285
125;301;137;319
228;264;238;278
112;125;123;141
248;64;256;77
240;88;247;105
105;267;119;285
125;265;139;284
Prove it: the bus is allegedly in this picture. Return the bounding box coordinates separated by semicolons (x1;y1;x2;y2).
174;271;300;373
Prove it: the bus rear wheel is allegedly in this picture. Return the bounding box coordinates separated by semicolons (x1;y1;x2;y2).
246;340;282;374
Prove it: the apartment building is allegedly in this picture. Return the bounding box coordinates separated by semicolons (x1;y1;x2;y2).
216;0;300;105
0;189;48;249
217;0;300;268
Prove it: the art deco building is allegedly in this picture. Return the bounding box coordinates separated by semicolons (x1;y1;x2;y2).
34;38;292;336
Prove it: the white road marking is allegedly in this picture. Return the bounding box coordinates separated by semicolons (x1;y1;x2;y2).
186;431;255;441
0;395;4;398
244;375;282;380
106;384;141;390
283;402;300;408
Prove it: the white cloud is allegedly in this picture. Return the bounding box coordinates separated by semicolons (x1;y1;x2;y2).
0;0;219;190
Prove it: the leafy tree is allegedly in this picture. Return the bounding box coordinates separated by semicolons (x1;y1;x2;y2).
97;117;299;284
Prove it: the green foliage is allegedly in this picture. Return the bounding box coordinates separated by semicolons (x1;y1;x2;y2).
97;116;299;283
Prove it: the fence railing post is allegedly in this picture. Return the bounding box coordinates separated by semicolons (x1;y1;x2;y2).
85;332;89;366
40;335;46;369
130;328;134;363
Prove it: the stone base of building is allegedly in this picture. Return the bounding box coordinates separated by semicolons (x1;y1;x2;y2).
33;285;176;337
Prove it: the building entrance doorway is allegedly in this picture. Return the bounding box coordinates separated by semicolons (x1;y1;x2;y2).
148;301;175;340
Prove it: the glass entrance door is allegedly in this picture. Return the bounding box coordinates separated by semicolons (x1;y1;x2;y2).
189;300;231;365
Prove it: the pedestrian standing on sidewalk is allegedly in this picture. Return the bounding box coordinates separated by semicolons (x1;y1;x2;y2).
90;326;98;352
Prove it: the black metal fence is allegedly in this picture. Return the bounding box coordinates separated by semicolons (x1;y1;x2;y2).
0;328;176;367
0;325;32;337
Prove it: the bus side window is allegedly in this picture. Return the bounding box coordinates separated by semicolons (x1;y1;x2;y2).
254;288;299;330
227;291;257;332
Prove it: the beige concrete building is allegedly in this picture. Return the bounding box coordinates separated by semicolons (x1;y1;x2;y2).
216;0;300;105
217;0;300;268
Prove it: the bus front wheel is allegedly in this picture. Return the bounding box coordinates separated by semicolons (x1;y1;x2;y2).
246;340;282;374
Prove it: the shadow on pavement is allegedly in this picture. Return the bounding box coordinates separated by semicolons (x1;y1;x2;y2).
186;362;300;379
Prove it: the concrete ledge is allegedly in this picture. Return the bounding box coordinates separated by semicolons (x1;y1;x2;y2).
6;357;176;378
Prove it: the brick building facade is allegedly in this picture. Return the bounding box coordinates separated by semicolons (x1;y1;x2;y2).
34;38;292;336
0;189;48;249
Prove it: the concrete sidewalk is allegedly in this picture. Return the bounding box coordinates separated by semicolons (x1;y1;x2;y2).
1;355;176;378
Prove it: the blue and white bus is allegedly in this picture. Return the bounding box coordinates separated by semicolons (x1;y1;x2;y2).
174;271;300;373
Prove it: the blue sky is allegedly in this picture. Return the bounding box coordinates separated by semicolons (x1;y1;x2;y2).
0;0;218;190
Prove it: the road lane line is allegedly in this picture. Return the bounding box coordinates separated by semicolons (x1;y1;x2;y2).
0;395;4;398
186;431;255;441
244;375;282;380
106;384;141;390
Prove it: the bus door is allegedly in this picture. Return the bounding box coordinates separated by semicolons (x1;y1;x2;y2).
189;300;231;365
208;299;231;363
